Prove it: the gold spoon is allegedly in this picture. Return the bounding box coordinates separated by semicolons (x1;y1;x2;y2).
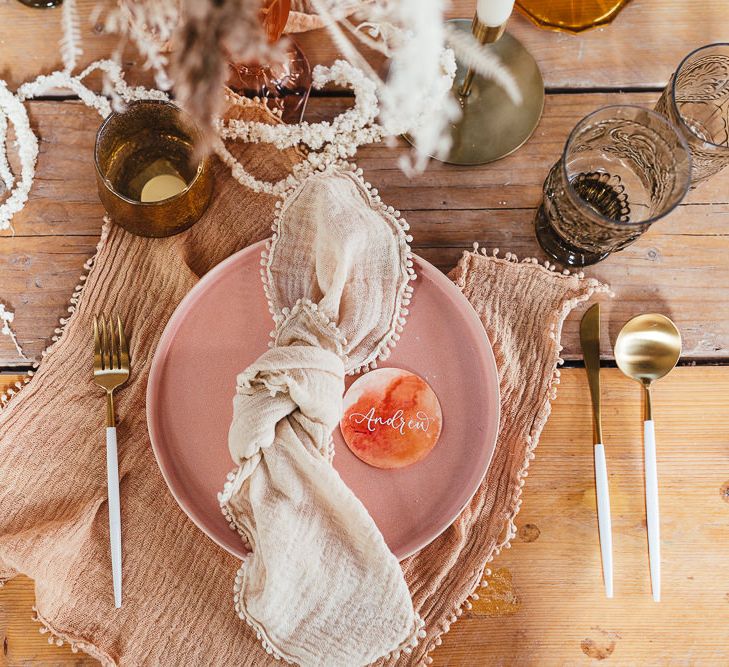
614;314;682;603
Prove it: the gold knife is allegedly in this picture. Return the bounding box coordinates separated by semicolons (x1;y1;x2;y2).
580;303;614;598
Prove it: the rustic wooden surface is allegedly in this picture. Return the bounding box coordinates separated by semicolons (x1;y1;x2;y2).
2;0;728;91
1;0;729;665
3;367;729;665
432;367;729;666
1;92;728;366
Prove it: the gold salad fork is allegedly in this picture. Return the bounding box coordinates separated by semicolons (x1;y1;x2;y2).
92;314;129;609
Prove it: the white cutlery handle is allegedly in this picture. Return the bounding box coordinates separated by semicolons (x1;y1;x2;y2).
106;427;122;608
594;443;613;598
644;420;660;602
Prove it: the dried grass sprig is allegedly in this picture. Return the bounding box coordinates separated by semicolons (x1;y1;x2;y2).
444;24;522;105
59;0;83;73
173;0;285;144
103;0;179;92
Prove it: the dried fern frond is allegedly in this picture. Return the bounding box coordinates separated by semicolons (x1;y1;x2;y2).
444;24;522;105
103;0;180;92
174;0;285;143
59;0;83;73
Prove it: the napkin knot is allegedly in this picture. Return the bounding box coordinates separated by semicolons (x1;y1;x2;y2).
228;299;346;467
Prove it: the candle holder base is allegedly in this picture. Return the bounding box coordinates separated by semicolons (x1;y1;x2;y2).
419;18;544;166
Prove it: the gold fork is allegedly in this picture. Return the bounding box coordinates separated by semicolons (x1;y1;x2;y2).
93;314;130;609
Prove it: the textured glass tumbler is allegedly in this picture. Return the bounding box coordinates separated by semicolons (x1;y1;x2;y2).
655;43;729;185
95;100;212;238
535;105;691;267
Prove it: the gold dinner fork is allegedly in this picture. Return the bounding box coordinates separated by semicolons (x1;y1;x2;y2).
92;314;129;609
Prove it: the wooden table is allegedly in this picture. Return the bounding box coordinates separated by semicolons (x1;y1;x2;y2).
1;1;728;664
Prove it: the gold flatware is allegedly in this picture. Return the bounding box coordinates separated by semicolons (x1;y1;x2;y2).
580;303;613;598
615;313;682;602
92;314;130;608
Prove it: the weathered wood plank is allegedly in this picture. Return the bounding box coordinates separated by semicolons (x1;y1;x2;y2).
3;368;729;665
0;236;98;366
0;574;95;666
432;366;729;666
1;0;728;91
2;95;728;366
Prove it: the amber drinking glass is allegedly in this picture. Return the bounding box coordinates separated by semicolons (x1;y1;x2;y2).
655;43;729;185
94;100;212;238
16;0;62;7
516;0;630;32
535;105;691;267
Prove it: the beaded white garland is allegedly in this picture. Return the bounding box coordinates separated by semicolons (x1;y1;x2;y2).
0;59;168;354
216;55;455;194
0;112;14;193
0;303;23;357
0;80;38;233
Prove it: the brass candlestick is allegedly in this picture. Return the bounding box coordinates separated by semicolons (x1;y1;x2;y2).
438;15;544;165
458;19;507;97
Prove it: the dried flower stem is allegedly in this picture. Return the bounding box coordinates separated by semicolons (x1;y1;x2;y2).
59;0;83;73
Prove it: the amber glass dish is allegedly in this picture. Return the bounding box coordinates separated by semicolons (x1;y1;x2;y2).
516;0;631;32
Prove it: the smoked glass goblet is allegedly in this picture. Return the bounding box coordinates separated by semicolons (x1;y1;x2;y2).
655;43;729;185
535;105;691;267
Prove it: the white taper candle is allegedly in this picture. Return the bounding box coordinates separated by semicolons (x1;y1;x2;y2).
476;0;515;27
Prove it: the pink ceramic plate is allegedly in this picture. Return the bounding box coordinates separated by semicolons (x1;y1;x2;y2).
147;241;500;560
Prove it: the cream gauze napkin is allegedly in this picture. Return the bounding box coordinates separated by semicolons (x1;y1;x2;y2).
218;166;424;666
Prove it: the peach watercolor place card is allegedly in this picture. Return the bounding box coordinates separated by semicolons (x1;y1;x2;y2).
340;368;443;469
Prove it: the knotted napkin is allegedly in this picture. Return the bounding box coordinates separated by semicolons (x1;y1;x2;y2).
219;167;423;666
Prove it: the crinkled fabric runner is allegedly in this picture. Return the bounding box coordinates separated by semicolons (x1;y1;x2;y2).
0;98;607;666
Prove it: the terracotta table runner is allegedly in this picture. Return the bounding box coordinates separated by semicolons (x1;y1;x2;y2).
0;99;606;666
